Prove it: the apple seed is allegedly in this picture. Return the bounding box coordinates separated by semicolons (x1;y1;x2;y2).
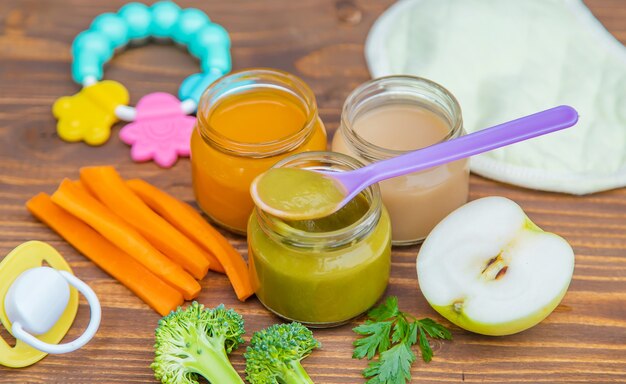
481;254;507;281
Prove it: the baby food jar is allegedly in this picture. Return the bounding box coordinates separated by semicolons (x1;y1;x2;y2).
248;152;392;327
332;76;469;245
191;69;327;234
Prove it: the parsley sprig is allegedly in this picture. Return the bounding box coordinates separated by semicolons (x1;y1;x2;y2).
352;296;452;383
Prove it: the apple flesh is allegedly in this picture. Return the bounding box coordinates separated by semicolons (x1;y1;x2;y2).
416;196;574;336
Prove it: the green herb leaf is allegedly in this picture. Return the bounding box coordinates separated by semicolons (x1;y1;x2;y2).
367;296;400;321
353;320;393;359
353;297;452;384
364;343;415;384
391;316;410;344
417;326;433;363
418;318;453;340
406;321;418;346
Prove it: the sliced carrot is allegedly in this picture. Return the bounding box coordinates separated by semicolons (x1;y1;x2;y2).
126;178;255;301
26;193;184;316
51;179;200;300
80;166;210;280
200;249;226;273
77;175;221;274
72;180;90;194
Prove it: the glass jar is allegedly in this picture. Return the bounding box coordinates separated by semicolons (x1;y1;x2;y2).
332;76;469;245
191;68;327;234
247;152;392;327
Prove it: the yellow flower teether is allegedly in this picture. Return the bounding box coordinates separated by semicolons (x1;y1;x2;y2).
53;80;129;146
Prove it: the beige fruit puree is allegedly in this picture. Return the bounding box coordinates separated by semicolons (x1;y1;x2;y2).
332;76;469;245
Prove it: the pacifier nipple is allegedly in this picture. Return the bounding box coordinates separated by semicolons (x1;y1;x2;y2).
4;267;71;336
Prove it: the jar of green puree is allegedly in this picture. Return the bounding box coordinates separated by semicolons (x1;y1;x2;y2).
247;151;391;327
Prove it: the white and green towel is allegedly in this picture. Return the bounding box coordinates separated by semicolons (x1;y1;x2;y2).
366;0;626;194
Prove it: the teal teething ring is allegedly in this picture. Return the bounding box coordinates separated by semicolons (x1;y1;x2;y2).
70;1;231;120
54;1;231;166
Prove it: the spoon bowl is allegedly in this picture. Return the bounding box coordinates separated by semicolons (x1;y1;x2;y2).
250;167;348;221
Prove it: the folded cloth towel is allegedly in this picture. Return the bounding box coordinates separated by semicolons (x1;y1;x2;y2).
366;0;626;195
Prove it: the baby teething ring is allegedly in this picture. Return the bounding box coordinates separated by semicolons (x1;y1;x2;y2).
54;1;231;167
0;241;79;367
119;92;197;168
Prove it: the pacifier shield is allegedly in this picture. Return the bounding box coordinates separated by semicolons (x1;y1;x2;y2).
0;241;79;368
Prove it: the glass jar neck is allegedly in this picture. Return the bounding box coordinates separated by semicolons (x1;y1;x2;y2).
254;152;382;249
340;75;464;162
196;68;319;158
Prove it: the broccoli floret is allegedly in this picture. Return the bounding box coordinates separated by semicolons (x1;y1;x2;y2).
245;322;321;384
151;302;245;384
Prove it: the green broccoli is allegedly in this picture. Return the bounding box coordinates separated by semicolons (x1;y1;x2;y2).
151;302;245;384
245;322;321;384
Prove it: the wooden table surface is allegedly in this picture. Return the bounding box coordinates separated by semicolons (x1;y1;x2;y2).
1;0;625;383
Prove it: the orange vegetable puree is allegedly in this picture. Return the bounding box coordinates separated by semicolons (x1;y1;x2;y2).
191;87;327;234
209;90;307;142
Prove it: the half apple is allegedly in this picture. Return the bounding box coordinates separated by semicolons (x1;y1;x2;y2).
417;196;575;336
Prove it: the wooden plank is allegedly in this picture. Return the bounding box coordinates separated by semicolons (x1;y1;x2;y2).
0;0;625;382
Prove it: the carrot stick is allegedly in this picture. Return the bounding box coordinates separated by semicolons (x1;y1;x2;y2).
79;166;210;280
126;179;255;301
201;250;226;273
51;179;200;300
81;173;222;274
26;193;184;316
72;180;90;194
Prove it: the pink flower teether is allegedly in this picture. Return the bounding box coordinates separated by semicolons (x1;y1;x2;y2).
119;92;196;168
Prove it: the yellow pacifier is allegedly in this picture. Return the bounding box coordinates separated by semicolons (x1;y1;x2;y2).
0;241;101;368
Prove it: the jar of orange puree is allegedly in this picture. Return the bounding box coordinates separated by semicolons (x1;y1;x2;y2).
332;76;469;245
191;69;327;234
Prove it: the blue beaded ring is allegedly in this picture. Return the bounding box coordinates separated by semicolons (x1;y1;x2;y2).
54;1;232;166
69;1;231;121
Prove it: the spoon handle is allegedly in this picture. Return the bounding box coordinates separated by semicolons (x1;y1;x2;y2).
360;105;578;185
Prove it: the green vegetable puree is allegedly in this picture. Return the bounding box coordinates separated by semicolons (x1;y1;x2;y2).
253;168;346;220
286;193;369;232
248;194;391;325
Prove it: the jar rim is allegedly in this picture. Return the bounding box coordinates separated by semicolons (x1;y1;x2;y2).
254;151;383;249
196;68;319;158
340;75;464;162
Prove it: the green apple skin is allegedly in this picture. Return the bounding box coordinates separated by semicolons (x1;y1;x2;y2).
430;282;570;336
417;197;575;337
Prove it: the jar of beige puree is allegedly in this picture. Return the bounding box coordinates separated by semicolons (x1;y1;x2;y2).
332;76;469;245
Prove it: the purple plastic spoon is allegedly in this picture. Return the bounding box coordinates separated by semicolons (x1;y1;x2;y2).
251;105;578;220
